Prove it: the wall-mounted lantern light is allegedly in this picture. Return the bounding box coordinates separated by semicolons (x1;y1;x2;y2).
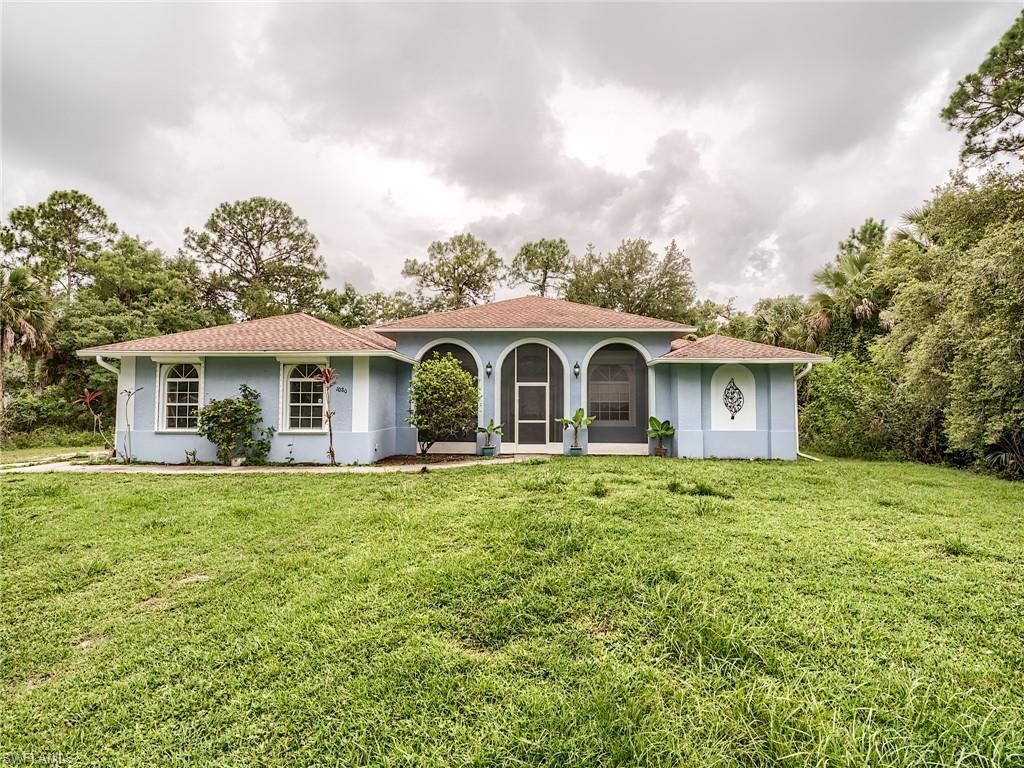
573;361;581;378
485;362;493;377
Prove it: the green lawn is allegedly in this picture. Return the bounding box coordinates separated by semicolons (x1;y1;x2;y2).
2;457;1022;767
0;444;104;465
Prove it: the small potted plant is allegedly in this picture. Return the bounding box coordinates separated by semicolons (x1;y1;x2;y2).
647;417;676;457
557;408;594;456
476;419;502;457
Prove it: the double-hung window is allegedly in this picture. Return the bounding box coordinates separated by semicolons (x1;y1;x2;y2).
285;363;326;431
589;355;635;426
160;363;202;431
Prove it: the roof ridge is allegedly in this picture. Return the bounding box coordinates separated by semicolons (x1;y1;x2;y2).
298;312;392;351
376;294;695;330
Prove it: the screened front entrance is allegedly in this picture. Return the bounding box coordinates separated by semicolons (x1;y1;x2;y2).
500;344;564;451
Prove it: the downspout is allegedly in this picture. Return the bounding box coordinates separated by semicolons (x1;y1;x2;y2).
95;355;120;376
794;362;821;462
95;356;121;458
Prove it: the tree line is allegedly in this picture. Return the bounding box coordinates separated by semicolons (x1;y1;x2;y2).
1;10;1021;476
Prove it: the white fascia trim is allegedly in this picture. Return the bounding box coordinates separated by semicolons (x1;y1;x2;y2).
276;355;329;365
649;357;831;365
378;327;694;333
151;356;203;364
77;349;416;364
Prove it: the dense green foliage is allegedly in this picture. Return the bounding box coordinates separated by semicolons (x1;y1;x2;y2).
942;10;1024;164
407;353;480;455
403;233;504;310
179;197;326;320
3;457;1022;764
0;267;53;418
195;384;274;465
0;189;117;297
562;239;696;323
508;238;572;296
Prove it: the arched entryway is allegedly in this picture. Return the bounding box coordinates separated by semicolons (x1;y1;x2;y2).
583;342;649;452
416;340;481;452
497;342;567;453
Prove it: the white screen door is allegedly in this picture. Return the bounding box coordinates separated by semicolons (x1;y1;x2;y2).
516;383;548;445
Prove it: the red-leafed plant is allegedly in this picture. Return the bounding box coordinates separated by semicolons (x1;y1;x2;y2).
73;388;113;450
315;366;338;465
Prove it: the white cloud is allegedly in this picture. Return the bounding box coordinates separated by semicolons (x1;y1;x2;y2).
2;2;1020;310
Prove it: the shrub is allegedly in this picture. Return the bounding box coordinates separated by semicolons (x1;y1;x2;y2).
408;353;479;457
196;384;274;465
799;352;899;458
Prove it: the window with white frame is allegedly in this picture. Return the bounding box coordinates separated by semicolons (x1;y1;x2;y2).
162;363;201;431
286;364;325;431
589;353;635;425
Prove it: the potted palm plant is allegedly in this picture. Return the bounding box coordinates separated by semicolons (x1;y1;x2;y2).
476;419;502;457
647;417;676;457
557;408;595;456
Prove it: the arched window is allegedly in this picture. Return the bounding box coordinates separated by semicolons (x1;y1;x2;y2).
286;363;325;431
589;353;635;425
584;343;648;445
162;363;201;431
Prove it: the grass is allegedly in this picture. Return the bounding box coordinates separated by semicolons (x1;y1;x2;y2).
2;456;1023;766
0;444;104;465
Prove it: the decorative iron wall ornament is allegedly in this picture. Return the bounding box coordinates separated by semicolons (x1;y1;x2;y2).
723;377;744;420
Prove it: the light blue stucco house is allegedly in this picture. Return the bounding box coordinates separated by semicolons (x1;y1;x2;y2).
78;296;829;464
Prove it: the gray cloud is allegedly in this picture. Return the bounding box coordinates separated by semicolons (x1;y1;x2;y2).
2;2;1020;305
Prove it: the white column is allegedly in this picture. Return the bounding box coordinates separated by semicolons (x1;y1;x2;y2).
352;357;370;432
117;357;136;434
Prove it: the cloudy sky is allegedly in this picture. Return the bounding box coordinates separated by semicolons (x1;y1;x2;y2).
3;2;1019;308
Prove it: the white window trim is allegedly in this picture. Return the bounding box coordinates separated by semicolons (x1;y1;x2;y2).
279;362;329;434
155;361;204;434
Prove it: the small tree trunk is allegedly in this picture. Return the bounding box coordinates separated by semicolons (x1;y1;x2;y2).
0;354;6;418
327;417;336;465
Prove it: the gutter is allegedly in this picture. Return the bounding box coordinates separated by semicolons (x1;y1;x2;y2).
793;362;820;462
77;349;417;365
95;355;120;376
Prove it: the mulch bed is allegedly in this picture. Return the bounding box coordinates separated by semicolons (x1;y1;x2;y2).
375;454;484;466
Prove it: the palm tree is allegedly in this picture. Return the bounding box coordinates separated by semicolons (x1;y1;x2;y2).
0;267;53;412
808;219;886;346
749;296;812;351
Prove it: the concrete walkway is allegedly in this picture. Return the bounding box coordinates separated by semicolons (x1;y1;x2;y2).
0;456;535;475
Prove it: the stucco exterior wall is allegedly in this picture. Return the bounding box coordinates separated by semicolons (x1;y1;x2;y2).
392;330;679;455
108;331;801;463
115;355;412;465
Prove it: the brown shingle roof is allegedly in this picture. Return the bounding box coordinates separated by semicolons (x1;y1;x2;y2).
78;313;398;355
374;296;696;331
657;334;830;362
